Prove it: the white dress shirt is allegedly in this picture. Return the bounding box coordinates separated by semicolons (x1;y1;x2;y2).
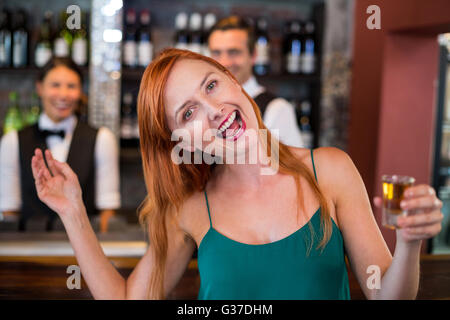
243;76;304;148
0;113;121;212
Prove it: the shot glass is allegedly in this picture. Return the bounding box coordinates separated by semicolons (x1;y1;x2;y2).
381;175;415;229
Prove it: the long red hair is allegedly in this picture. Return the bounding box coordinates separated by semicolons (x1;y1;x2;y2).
137;48;331;299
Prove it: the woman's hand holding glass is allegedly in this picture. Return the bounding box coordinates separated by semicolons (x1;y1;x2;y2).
374;184;444;243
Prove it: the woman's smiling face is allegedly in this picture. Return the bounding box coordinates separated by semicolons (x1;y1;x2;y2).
164;58;259;157
36;66;82;123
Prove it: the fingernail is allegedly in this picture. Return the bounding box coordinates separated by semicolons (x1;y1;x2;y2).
400;201;408;209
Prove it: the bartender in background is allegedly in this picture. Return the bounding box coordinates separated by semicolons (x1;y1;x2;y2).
0;57;120;232
208;15;303;148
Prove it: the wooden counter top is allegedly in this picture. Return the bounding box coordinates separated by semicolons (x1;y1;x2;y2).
0;254;449;300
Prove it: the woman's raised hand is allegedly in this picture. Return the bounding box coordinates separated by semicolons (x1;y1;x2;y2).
31;148;83;217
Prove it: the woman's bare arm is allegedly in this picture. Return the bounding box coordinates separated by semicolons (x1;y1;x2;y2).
32;148;195;299
315;147;443;299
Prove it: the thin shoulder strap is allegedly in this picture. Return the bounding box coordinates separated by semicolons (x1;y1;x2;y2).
310;149;318;182
204;190;213;228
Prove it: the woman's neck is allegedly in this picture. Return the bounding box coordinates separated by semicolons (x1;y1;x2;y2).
210;141;278;193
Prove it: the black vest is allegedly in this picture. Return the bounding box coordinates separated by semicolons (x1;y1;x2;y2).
254;90;277;117
17;120;98;231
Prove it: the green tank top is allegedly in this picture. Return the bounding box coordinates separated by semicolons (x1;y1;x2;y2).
197;149;351;300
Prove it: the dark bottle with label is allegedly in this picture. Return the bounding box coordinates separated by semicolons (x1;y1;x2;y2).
253;17;270;76
202;13;216;57
123;8;137;68
188;12;203;54
12;9;28;68
284;20;302;74
0;8;12;67
299;100;314;148
120;91;139;148
24;92;41;126
72;11;88;66
35;11;53;67
301;21;316;74
53;11;73;58
174;12;189;50
137;9;153;67
121;92;134;141
3;91;23;134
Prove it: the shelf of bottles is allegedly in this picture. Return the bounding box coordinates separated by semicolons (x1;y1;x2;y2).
0;6;89;134
118;6;323;150
1;2;323;150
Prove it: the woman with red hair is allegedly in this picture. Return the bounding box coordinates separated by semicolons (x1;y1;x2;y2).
31;48;443;300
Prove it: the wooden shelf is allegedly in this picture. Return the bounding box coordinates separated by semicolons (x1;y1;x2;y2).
0;66;320;83
120;145;141;163
121;66;321;83
0;66;89;77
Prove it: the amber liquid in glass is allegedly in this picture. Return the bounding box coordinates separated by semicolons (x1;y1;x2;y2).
382;180;413;229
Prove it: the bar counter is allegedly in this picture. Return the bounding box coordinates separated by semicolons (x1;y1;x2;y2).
1;231;449;299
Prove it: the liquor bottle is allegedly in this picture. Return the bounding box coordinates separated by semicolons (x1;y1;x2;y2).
301;21;316;74
120;92;134;140
23;92;40;126
0;8;12;67
137;9;153;67
72;11;88;66
174;12;189;50
284;20;302;74
35;11;53;67
299;100;313;148
3;91;23;134
253;17;270;76
123;8;137;68
12;9;28;68
188;13;203;54
53;11;72;58
202;13;216;57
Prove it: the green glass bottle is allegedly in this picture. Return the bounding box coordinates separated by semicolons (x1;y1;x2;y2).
72;11;88;66
53;10;73;57
3;91;24;134
24;92;41;126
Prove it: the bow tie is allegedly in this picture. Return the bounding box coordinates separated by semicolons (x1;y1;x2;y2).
39;129;66;139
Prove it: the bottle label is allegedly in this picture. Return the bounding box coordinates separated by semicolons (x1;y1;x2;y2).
54;38;69;57
133;119;140;138
286;53;301;73
138;41;153;67
175;42;189;51
12;32;27;67
0;31;11;65
202;45;211;57
120;119;134;139
72;38;87;66
35;46;52;67
13;42;22;66
255;42;269;65
123;41;137;67
301;39;315;73
0;44;5;63
301;53;315;74
301;132;314;149
188;43;203;54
